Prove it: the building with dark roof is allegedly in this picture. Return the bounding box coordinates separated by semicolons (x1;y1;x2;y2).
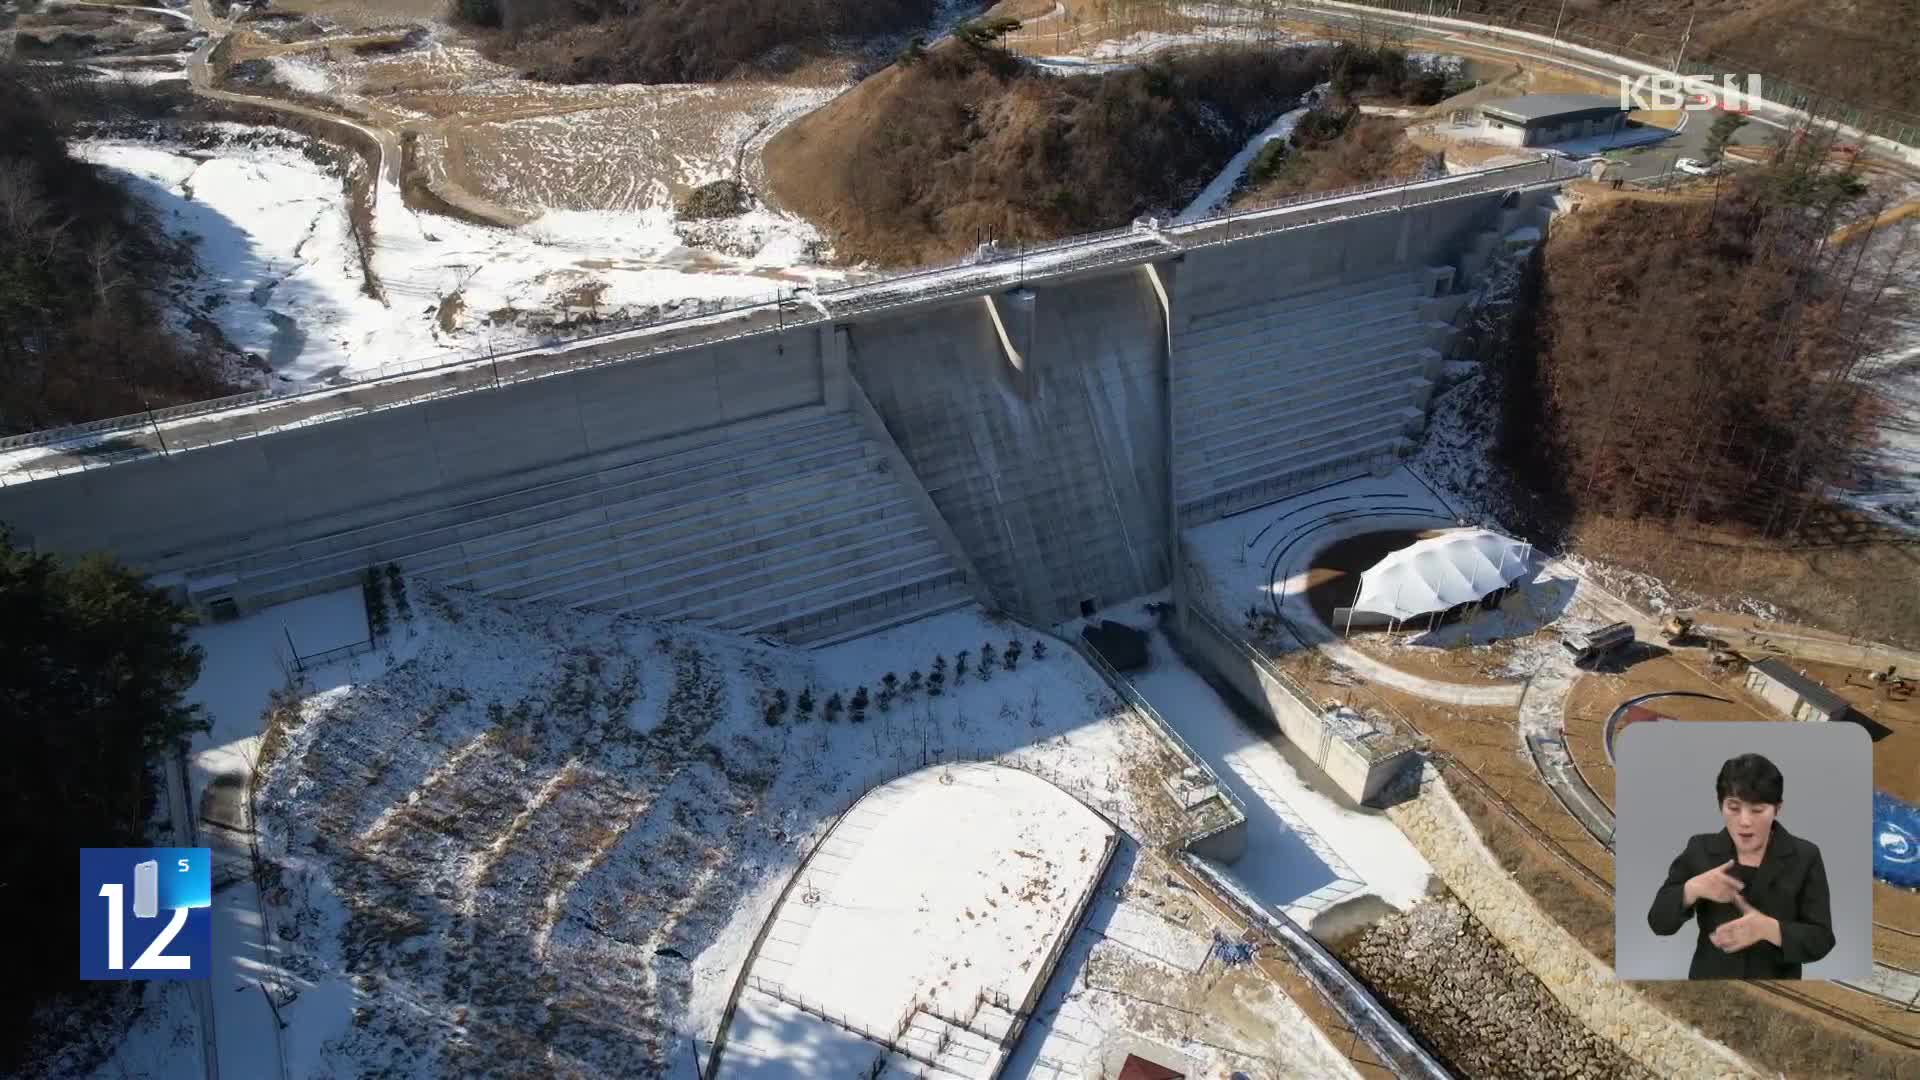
1475;93;1628;148
1745;659;1854;723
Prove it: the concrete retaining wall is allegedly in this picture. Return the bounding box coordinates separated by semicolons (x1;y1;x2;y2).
1168;603;1416;805
1171;192;1501;321
1062;631;1249;863
847;264;1172;624
1182;852;1451;1080
1;329;821;568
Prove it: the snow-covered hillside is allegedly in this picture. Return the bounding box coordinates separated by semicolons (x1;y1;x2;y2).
244;589;1193;1076
80;127;842;388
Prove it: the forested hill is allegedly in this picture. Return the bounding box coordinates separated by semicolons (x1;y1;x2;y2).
452;0;940;84
0;68;236;435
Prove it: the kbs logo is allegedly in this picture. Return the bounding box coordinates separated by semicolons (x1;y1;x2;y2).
1619;74;1762;113
79;848;212;980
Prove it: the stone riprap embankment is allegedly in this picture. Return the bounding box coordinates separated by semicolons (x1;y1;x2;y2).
1387;769;1759;1079
1337;895;1650;1079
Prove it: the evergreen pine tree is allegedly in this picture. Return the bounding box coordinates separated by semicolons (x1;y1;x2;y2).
363;566;389;639
385;562;411;620
1032;639;1047;660
0;531;210;1011
1702;110;1749;164
797;687;815;718
1004;639;1023;671
979;642;997;680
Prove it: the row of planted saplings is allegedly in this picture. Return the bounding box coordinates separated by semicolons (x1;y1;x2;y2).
763;638;1051;724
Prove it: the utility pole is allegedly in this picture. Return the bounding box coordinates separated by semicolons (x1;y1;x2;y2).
1672;11;1694;72
144;398;170;456
1550;0;1568;51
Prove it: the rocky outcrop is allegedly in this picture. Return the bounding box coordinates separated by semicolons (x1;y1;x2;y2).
1339;895;1650;1080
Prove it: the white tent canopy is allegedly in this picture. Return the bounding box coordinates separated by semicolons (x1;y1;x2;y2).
1351;528;1535;623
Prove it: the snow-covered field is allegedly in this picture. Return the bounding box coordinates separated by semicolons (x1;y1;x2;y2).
177;587;1213;1077
453;85;843;216
719;764;1116;1077
79;126;842;386
109;571;1389;1080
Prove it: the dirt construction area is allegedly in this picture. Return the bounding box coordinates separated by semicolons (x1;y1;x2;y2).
209;8;846;222
1186;475;1920;1071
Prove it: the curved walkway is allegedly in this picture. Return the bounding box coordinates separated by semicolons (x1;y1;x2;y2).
1320;640;1524;706
1600;691;1734;765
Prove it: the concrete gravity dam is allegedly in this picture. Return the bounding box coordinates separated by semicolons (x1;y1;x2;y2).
0;162;1567;640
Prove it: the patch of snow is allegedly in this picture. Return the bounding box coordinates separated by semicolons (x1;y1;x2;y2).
76;130;847;386
84;983;204;1080
718;764;1113;1076
1175;102;1311;224
78;138;392;383
270;56;336;95
1840;346;1920;533
717;994;916;1079
84;64;191;86
184;585;371;784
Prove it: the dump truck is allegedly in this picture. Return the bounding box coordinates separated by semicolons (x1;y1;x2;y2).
1560;621;1636;666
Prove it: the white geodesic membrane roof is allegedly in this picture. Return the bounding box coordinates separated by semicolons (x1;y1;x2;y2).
1352;528;1535;622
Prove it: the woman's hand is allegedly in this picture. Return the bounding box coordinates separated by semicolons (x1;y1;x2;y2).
1683;859;1746;907
1711;895;1782;952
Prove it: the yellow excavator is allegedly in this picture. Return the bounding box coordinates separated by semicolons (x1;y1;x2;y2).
1659;613;1698;646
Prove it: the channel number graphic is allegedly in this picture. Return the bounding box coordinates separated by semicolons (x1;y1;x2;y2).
80;848;212;980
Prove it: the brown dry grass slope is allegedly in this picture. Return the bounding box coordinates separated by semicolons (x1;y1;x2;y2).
457;0;937;85
1446;0;1920;118
765;41;1332;266
1511;159;1899;533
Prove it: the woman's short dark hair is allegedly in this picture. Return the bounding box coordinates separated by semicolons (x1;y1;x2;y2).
1716;753;1785;805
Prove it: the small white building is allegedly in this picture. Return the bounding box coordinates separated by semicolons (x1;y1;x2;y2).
1745;659;1853;723
1473;93;1629;148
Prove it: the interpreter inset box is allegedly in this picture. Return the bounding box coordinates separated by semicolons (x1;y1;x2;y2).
1613;721;1870;981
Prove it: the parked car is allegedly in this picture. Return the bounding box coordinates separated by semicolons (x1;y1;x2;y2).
1675;157;1715;176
